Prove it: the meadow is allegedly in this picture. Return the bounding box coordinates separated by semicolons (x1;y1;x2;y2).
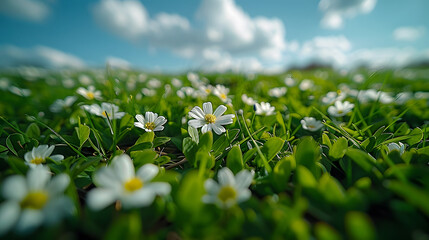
0;66;428;239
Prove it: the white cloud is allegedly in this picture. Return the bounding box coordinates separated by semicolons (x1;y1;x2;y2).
0;45;85;68
393;26;426;42
319;0;376;29
92;0;287;72
0;0;50;22
106;56;131;69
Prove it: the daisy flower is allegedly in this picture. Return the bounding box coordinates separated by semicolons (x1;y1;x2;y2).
202;167;254;208
268;87;287;98
188;102;235;135
0;166;73;235
299;79;314;91
387;142;406;156
82;102;125;119
76;86;102;100
24;145;64;168
213;84;231;103
50;96;77;113
241;94;256;106
301;117;324;132
134;112;167;132
321;91;346;105
254;102;275;116
87;154;171;210
327;101;354;117
8;86;31;97
284;76;296;87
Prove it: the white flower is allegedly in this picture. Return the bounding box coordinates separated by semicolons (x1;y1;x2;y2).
62;78;75;88
50;96;77;113
321;91;346;105
9;86;31;97
328;101;354;117
299;79;314;91
301;117;324;132
395;92;413;105
82;103;125;119
268;87;287;98
87;154;171;210
202;167;254;208
241;94;256;106
387;142;406;156
177;87;197;99
415;91;429;99
254;102;275;116
171;78;182;88
0;78;10;90
284;76;296;87
142;88;156;96
78;75;92;85
24;145;64;168
213;84;231;103
76;86;102;100
134;112;167;132
147;78;162;88
188;102;235;135
198;84;214;97
353;74;365;83
0;166;73;235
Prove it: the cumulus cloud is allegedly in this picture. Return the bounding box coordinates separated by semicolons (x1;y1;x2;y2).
393;26;426;42
319;0;376;29
0;0;50;22
92;0;286;72
0;45;85;68
106;56;131;69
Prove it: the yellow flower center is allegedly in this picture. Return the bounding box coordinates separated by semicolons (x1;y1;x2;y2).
337;110;343;114
308;125;315;129
124;177;143;192
205;114;216;124
30;157;45;165
205;89;211;94
217;186;237;203
86;92;95;100
20;191;49;209
220;93;227;100
337;90;342;95
102;111;110;118
144;122;156;131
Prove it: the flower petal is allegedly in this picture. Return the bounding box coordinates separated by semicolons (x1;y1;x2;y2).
134;122;144;129
212;124;225;135
188;119;205;129
112;154;135;183
120;188;155;208
50;154;64;162
93;167;122;191
154;116;167;126
203;102;213;114
218;167;235;186
43;145;55;159
144;182;171;196
189;106;204;119
135;114;145;124
47;174;70;196
216;115;234;125
237;189;251;203
204;178;220;195
27;165;51;191
87;188;117;211
235;170;254;189
0;201;20;235
136;164;159;182
213;105;227;117
15;209;44;233
2;175;27;201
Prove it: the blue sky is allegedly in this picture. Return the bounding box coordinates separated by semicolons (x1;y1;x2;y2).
0;0;428;72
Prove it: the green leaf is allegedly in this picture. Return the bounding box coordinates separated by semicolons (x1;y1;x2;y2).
322;133;332;148
296;165;317;188
131;149;158;168
0;145;8;153
153;137;171;148
135;131;154;145
6;156;28;174
198;131;213;151
188;125;199;144
272;156;294;191
176;171;205;214
183;137;198;165
120;114;134;129
405;128;423;146
315;222;341;240
295;137;320;176
386;180;429;216
6;133;27;156
329;137;348;159
243;147;257;163
70;156;102;178
345;148;376;172
226;145;244;174
155;155;171;165
260;137;284;162
361;136;376;152
195;149;214;169
25;123;40;139
345;212;376;240
126;142;153;154
319;173;345;204
76;123;90;148
212;135;229;157
105;213;142;240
